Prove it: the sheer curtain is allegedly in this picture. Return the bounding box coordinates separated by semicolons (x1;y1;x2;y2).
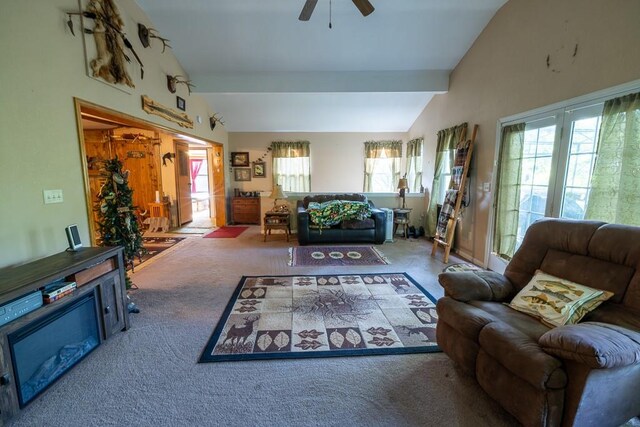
585;92;640;225
425;123;467;237
190;159;203;192
492;123;526;260
363;141;402;192
406;138;423;193
271;141;311;192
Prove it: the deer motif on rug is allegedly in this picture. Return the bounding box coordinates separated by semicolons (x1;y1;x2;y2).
222;315;260;346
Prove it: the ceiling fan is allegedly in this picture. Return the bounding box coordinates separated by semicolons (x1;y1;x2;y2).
298;0;375;21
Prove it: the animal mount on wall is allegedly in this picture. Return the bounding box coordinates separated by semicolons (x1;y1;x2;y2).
162;152;176;166
66;0;144;84
209;113;225;130
137;23;172;52
167;75;195;95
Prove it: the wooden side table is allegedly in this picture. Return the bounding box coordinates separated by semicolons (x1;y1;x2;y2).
393;208;412;239
264;211;290;242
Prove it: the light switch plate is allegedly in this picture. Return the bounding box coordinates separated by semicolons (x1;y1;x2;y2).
43;189;63;204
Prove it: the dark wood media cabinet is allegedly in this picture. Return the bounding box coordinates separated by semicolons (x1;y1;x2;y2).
0;247;129;422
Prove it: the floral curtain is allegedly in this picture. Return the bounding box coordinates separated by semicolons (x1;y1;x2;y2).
585;92;640;225
406;137;423;193
492;122;526;260
425;123;467;237
271;141;311;192
363;140;402;192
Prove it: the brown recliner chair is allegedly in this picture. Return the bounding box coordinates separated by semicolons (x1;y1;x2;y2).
436;218;640;427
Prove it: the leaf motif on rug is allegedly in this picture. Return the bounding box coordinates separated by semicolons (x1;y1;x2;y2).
256;333;273;351
366;327;392;336
298;329;324;339
368;337;396;347
294;340;324;350
329;330;345;348
413;308;439;324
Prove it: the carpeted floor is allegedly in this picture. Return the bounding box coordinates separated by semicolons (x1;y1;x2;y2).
9;226;638;426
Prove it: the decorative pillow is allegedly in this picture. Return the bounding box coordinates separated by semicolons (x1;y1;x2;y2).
508;270;614;327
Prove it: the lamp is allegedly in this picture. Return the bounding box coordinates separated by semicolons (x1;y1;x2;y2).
269;184;288;211
397;176;408;209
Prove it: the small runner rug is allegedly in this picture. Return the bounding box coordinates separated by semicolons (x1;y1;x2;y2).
130;237;185;270
199;273;440;363
288;246;390;266
443;262;483;273
203;226;249;238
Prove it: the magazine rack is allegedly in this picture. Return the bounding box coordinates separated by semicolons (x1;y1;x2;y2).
431;124;478;262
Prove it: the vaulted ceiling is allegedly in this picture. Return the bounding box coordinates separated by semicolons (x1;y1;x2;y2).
136;0;507;132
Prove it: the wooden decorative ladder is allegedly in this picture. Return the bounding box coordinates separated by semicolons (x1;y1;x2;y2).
431;124;478;262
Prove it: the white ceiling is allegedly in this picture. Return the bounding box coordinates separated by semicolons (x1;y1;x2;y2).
136;0;507;132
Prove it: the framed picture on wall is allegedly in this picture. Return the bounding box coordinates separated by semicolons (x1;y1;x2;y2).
234;168;251;181
252;162;266;178
231;152;250;167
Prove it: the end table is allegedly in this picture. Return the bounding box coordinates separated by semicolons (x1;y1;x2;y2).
264;211;290;242
393;208;412;239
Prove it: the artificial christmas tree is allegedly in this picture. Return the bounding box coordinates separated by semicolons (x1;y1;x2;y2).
95;157;145;289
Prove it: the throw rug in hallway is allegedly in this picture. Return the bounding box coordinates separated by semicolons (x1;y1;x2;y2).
130;237;186;270
442;262;483;273
288;246;390;267
199;273;441;363
203;226;249;238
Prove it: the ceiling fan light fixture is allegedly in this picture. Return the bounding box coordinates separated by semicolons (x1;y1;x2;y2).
298;0;318;21
352;0;375;17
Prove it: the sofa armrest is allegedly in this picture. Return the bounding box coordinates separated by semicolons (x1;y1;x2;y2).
297;205;310;245
438;271;515;302
540;322;640;369
370;208;386;244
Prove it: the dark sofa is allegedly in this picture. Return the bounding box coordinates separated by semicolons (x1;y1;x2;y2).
435;218;640;427
296;193;385;245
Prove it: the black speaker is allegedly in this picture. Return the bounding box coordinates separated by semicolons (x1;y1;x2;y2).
65;224;82;251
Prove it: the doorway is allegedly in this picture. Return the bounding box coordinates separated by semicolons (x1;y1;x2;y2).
74;99;226;243
189;148;213;226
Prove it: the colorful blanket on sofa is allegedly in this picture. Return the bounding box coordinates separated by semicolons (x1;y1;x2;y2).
307;200;372;229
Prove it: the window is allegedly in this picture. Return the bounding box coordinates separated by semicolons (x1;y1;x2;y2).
363;141;402;192
406;138;424;193
271;141;310;192
490;84;640;272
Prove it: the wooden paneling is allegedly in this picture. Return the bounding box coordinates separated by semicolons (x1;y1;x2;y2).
83;128;162;235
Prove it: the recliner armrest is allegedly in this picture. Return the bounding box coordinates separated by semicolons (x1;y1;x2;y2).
438;271;515;302
539;322;640;369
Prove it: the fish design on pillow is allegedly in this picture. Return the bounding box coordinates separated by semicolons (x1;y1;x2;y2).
521;294;562;313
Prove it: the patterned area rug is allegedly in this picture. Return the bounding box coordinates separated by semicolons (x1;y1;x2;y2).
130;237;186;270
199;273;440;363
443;262;483;273
203;226;249;238
288;246;390;266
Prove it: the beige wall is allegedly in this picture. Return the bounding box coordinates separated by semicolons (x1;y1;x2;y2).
409;0;640;264
0;0;228;267
229;132;409;193
229;132;430;231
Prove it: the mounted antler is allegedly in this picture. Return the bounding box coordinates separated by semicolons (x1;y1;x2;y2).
138;23;172;53
167;75;195;95
209;113;225;130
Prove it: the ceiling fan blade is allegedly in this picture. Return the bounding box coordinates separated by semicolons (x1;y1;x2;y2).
352;0;375;17
298;0;318;21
